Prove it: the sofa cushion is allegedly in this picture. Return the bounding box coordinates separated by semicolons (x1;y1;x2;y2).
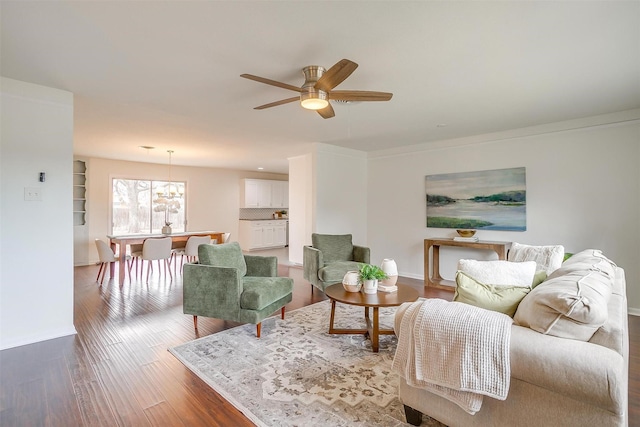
514;249;615;341
454;271;530;317
507;242;565;275
198;242;247;277
457;259;536;287
318;261;365;284
312;233;354;262
240;276;293;310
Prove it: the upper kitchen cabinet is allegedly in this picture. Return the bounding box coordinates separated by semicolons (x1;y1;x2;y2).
270;180;288;208
240;179;288;208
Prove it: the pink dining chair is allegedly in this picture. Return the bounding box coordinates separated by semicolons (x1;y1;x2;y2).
95;239;131;284
131;237;173;282
173;235;213;273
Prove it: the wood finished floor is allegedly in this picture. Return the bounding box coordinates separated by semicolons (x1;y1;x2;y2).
0;262;638;426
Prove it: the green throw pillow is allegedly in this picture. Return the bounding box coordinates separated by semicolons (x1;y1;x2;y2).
532;270;548;288
454;271;530;317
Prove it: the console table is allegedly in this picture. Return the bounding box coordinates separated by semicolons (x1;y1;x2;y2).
424;238;510;289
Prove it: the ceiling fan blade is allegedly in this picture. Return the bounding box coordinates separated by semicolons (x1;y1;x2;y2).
254;97;299;110
240;74;302;92
330;90;393;102
317;103;335;119
314;59;358;92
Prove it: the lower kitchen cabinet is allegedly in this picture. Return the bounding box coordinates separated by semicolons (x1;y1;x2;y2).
239;220;287;250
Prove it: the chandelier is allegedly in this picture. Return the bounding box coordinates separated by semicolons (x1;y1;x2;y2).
153;150;182;226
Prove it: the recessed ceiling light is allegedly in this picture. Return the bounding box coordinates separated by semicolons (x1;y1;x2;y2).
436;124;447;128
258;167;264;170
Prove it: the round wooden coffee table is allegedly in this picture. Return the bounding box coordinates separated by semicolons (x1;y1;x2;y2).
324;283;419;352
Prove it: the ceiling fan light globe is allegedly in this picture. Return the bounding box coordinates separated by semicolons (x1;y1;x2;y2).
300;90;329;110
301;98;329;110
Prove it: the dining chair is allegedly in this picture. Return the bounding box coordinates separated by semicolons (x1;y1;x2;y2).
131;237;173;282
95;239;131;284
174;235;212;272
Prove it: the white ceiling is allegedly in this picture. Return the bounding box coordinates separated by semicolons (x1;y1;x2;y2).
2;1;639;174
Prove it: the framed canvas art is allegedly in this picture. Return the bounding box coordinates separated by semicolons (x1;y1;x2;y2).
425;167;526;231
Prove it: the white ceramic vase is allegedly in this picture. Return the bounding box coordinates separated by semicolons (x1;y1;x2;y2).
363;279;378;294
342;271;362;292
380;258;398;286
162;225;172;234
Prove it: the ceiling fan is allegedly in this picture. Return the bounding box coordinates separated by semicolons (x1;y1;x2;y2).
240;59;393;119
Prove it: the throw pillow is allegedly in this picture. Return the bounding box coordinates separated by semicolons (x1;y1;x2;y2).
532;270;547;288
514;249;614;341
507;242;565;275
454;271;530;317
312;233;354;263
197;241;248;277
457;259;536;287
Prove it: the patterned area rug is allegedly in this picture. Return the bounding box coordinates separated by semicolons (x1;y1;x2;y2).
169;300;445;426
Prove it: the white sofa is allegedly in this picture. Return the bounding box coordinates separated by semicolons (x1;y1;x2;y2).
395;249;629;427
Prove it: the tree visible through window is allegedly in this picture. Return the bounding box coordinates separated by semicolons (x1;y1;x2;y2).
112;179;186;234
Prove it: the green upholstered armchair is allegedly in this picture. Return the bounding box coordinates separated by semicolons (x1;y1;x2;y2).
303;233;370;292
183;242;293;338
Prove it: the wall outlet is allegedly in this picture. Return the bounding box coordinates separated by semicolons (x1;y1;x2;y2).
24;187;43;201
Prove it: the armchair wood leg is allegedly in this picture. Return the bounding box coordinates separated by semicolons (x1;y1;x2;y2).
256;323;261;338
281;307;285;319
193;315;198;330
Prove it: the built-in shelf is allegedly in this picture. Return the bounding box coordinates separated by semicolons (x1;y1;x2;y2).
73;160;87;226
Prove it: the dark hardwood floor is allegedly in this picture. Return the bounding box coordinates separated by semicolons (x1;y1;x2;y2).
0;262;638;426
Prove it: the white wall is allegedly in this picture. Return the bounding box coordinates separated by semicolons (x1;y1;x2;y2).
0;78;77;349
81;157;287;264
288;153;315;265
367;117;640;311
315;144;368;244
288;144;369;265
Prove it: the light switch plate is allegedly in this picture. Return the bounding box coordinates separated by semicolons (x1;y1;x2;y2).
24;187;43;201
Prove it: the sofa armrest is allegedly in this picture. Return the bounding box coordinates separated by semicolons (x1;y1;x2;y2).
244;255;277;277
183;263;242;316
511;325;625;415
303;246;323;284
353;245;370;263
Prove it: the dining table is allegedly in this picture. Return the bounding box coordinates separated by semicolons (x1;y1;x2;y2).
107;231;225;284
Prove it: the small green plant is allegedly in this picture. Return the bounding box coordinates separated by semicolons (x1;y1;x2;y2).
359;264;388;282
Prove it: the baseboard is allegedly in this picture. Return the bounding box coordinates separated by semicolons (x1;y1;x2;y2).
628;307;640;317
0;327;78;351
399;272;423;281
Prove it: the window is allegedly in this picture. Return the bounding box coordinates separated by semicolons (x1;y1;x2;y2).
112;178;186;234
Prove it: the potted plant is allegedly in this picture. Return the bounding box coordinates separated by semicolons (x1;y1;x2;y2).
359;264;388;294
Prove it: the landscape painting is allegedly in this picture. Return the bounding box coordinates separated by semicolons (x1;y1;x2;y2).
426;167;526;231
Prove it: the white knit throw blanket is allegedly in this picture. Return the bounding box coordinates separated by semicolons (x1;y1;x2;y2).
392;299;512;415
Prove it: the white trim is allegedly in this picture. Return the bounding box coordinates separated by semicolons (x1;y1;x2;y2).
628;307;640;317
368;109;640;159
0;328;78;351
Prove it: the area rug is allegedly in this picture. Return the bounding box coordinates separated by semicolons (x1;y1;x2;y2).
169;300;445;426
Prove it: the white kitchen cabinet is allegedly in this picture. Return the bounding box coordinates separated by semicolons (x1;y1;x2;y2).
257;181;272;207
239;220;288;250
242;179;260;208
274;222;287;246
240;179;288;208
270;181;288;208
